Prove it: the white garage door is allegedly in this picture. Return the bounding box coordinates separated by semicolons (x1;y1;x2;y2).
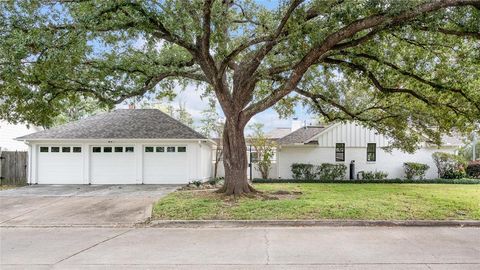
143;146;189;184
37;146;84;184
90;146;136;184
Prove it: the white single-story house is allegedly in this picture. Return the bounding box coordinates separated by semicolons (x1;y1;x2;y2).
274;122;461;179
16;109;214;184
0;120;42;151
213;121;462;180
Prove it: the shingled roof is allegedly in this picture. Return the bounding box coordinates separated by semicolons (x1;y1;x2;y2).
277;126;327;145
16;109;207;140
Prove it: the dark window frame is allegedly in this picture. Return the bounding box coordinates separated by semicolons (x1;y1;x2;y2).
103;147;112;153
51;147;60;153
73;147;82;153
145;146;154;153
62;147;71;153
156;146;165;153
40;146;49;153
177;146;186;152
114;147;123;153
125;146;134;153
367;143;376;162
335;143;345;162
92;147;101;153
167;146;176;153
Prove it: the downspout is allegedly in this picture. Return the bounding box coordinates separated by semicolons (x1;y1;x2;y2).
473;131;478;161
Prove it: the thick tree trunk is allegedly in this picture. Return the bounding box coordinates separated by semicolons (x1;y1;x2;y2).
216;118;256;196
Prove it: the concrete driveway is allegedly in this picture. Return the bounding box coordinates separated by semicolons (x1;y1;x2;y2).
0;185;179;227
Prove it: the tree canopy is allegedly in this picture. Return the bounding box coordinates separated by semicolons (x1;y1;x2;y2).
1;0;479;147
1;0;480;194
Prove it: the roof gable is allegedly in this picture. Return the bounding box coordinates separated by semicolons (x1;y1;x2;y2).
16;109;207;140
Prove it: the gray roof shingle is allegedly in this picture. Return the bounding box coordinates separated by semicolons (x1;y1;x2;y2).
277;126;326;145
16;109;207;140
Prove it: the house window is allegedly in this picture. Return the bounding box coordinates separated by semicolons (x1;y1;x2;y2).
156;146;164;152
125;147;134;152
51;147;60;153
335;143;345;162
62;147;71;153
145;147;154;152
92;147;101;153
73;147;82;153
167;146;175;152
114;147;123;152
177;147;186;152
103;147;112;153
40;147;49;153
367;143;376;162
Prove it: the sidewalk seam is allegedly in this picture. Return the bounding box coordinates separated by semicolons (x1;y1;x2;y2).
53;229;133;265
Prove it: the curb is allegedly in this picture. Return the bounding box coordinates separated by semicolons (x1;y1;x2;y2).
149;219;480;228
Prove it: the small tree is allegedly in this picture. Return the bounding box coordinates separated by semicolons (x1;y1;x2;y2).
199;100;224;178
249;123;276;179
432;152;468;179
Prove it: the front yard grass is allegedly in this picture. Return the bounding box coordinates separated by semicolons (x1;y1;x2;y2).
152;184;480;220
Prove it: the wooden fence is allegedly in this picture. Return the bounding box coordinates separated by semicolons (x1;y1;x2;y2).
0;151;28;185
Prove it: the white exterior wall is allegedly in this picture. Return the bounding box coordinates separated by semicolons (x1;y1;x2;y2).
26;139;214;184
277;146;457;179
0;120;42;151
275;122;460;179
199;142;213;180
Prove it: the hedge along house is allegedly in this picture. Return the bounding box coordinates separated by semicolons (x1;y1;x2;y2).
275;122;462;179
16;109;214;185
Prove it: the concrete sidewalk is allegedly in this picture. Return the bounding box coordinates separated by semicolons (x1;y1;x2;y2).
1;227;479;269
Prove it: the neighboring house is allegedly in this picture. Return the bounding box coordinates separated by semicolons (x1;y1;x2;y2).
276;122;461;179
0;120;42;151
16;109;214;185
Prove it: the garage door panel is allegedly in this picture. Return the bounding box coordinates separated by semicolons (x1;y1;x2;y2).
143;147;189;184
90;146;136;184
37;147;83;184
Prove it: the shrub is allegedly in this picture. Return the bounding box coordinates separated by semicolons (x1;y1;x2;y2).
403;162;430;180
252;178;480;184
466;161;480;179
432;152;467;179
317;163;347;180
291;163;347;180
190;180;202;187
362;171;388;180
291;163;315;180
207;177;223;186
443;169;466;179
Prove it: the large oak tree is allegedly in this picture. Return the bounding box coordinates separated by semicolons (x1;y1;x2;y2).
1;0;479;195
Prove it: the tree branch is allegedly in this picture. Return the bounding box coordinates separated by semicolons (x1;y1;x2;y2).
243;0;480;120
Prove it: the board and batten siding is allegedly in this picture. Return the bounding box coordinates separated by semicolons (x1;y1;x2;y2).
316;122;389;147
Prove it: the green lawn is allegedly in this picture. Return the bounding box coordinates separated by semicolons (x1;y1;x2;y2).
152;184;480;220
